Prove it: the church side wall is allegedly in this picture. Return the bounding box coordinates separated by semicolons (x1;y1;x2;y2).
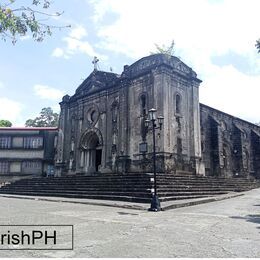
200;104;260;178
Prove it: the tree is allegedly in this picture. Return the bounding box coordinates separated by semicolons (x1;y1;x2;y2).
151;40;175;56
0;0;70;44
25;107;59;127
256;39;260;53
0;119;12;127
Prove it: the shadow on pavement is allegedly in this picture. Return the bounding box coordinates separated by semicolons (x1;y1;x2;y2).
230;215;260;229
117;211;139;216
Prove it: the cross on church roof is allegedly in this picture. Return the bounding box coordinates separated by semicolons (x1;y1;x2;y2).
92;56;99;71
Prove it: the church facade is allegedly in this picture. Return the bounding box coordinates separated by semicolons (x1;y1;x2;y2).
55;54;260;179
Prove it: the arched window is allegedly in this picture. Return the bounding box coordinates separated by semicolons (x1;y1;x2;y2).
175;94;181;114
140;93;148;141
87;107;99;125
90;110;97;122
177;137;182;157
140;94;147;116
111;102;118;122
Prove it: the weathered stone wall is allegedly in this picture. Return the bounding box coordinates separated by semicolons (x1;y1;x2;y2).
57;54;205;175
58;81;123;174
57;54;260;178
200;104;260;178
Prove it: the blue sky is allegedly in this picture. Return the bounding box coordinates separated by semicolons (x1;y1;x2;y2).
0;0;260;126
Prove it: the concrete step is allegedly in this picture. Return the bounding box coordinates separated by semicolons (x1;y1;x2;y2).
0;186;233;195
158;191;229;196
16;174;150;181
0;189;151;197
156;177;255;183
13;181;151;187
160;194;217;202
157;187;247;192
156;182;255;188
0;190;152;203
1;184;249;193
157;183;255;189
0;185;151;192
2;182;151;188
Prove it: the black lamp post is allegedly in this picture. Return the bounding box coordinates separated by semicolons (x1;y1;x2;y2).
145;108;164;212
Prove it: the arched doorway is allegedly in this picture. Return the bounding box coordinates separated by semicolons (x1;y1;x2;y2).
80;129;103;174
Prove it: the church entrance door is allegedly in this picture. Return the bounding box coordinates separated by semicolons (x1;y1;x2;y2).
95;148;102;171
80;130;103;174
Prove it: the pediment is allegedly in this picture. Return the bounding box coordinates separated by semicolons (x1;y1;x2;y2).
74;71;119;97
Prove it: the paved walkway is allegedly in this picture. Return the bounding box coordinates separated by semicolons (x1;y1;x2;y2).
0;188;259;257
0;191;244;211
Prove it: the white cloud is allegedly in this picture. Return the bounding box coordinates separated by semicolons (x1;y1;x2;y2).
63;37;100;58
0;97;23;125
51;24;106;60
52;47;65;58
34;84;64;101
20;35;31;41
0;82;4;89
89;0;112;23
92;0;260;59
90;0;260;123
69;25;87;40
200;65;260;123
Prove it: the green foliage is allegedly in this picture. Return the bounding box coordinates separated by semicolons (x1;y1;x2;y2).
25;107;59;127
256;39;260;53
151;40;175;56
0;119;12;127
0;0;70;44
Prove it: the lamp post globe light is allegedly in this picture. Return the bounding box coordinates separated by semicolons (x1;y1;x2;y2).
145;108;164;212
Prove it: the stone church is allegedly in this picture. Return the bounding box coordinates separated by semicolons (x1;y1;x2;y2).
55;54;260;179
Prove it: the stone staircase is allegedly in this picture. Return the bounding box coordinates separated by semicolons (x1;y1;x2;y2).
156;174;259;202
0;174;152;203
0;173;259;204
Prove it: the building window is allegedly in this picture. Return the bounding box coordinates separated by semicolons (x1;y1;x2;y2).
90;110;98;122
0;137;11;149
22;161;41;169
139;93;148;117
87;107;99;125
140;94;148;141
177;137;182;155
140;95;147;116
175;94;181;114
0;161;9;173
111;102;118;122
23;137;43;149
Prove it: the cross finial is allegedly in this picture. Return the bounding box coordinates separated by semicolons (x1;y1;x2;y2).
92;56;99;71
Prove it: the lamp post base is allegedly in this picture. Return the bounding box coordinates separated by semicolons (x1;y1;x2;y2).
148;194;161;212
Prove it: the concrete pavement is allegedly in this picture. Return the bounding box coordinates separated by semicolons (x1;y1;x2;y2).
0;191;245;211
0;188;259;257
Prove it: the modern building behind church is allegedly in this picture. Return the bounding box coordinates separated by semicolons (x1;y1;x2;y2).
55;54;260;179
0;127;57;182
